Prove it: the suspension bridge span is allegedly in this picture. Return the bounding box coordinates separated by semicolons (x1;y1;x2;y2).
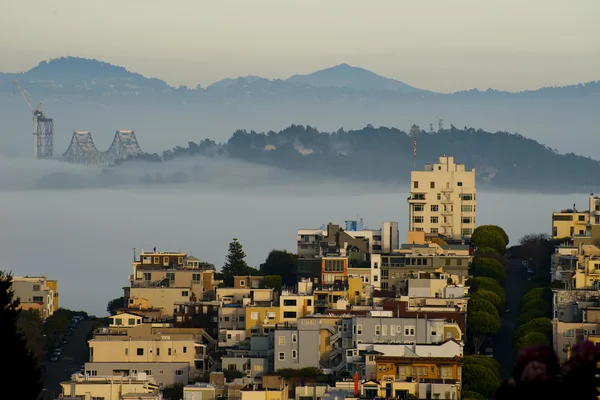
62;130;143;166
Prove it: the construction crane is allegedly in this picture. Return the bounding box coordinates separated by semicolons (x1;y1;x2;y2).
12;80;53;159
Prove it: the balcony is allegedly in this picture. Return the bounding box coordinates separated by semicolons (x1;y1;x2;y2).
407;194;426;203
314;299;329;308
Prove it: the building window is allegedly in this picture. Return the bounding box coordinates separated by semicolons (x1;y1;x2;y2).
431;216;438;224
431;329;438;336
278;352;285;361
283;311;297;318
192;273;201;283
181;291;189;297
431;228;438;234
283;299;297;306
357;325;363;335
413;181;419;189
267;312;276;319
405;326;415;336
413;216;424;224
88;370;97;376
33;296;44;303
143;272;152;281
251;312;259;321
431;205;438;212
279;336;285;346
390;325;396;336
115;318;123;326
461;205;472;212
137;348;144;356
437;193;441;200
292;350;297;359
239;280;245;286
382;325;387;336
130;370;137;375
461;194;473;201
128;318;135;325
168;348;172;356
375;325;381;335
125;348;128;356
175;369;184;376
414;204;424;212
254;364;264;372
183;346;187;353
153;257;159;264
157;348;160;356
292;334;297;343
430;182;435;189
462;217;471;224
158;369;164;375
374;276;378;282
563;329;575;338
457;182;463;186
461;228;473;236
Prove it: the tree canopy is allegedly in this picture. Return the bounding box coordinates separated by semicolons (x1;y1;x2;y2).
468;296;499;319
516;331;550;350
473;257;506;285
471;225;508;254
471;289;504;312
466;277;506;303
107;296;125;315
512;318;552;346
463;355;501;380
462;363;502;399
260;250;298;287
0;271;43;399
222;238;251;286
469;311;501;351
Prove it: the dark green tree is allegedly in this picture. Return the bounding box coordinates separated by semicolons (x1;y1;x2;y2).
471;289;504;313
462;363;501;399
516;331;550;350
463;355;501;380
518;309;551;326
0;271;43;399
473;257;506;285
106;296;125;315
222;238;250;286
466;277;506;303
471;225;508;254
462;390;486;400
262;275;283;293
260;250;298;287
520;287;548;306
468;296;499;319
512;317;552;346
468;311;501;352
17;309;45;361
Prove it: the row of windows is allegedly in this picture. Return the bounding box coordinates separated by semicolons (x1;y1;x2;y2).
413;181;466;189
220;316;245;322
111;318;141;326
354;324;418;336
278;334;298;346
250;312;277;320
124;347;186;356
377;365;457;378
382;257;466;267
413;216;474;224
278;350;297;361
415;204;474;213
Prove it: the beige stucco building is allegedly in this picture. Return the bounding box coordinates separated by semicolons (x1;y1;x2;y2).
60;373;161;399
408;155;476;239
12;276;58;319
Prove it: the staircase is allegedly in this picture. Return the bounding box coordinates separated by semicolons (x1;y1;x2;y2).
330;329;342;344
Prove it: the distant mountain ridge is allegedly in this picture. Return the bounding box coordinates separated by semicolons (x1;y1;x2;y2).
2;57;599;99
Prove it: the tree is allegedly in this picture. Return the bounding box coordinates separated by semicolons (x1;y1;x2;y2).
516;331;550;350
222;238;250;286
106;296;125;315
262;275;283;293
475;246;498;255
520;287;548;306
468;296;499;319
518;309;550;326
260;250;297;287
0;271;42;399
469;311;501;352
162;383;184;400
473;258;506;285
462;363;501;398
463;355;501;380
471;289;504;312
512;317;552;346
17;309;45;361
461;390;486;400
466;277;506;303
471;225;508;254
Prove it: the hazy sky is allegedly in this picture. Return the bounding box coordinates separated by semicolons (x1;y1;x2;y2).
1;0;598;92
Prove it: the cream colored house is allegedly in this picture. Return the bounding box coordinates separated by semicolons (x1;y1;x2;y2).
407;155;476;239
279;293;314;323
12;276;58;319
184;383;218;400
216;288;275;305
60;373;161;400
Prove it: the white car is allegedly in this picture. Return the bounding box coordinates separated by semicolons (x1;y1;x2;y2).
484;348;494;357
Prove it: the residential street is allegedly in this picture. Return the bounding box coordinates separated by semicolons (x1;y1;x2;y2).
494;259;529;379
40;320;93;399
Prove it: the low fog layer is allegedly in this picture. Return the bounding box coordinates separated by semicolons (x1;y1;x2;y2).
0;157;587;315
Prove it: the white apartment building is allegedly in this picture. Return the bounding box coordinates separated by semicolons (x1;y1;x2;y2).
407;155;476;239
12;276;58;318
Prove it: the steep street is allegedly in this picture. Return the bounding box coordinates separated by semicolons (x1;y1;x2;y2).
494;259;529;379
40;321;93;399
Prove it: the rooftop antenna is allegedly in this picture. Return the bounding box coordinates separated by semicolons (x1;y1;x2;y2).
438;119;444;132
410;124;420;171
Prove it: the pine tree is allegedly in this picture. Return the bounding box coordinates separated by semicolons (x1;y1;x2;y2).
222;239;249;286
0;271;43;399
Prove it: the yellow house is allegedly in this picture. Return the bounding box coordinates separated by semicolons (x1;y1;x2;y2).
245;306;281;336
279;294;314;324
109;312;144;328
360;378;460;400
374;356;463;386
313;277;363;312
552;209;588;239
573;257;600;289
240;386;289;400
46;279;59;311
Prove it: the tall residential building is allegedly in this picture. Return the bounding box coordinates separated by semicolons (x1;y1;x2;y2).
407;155;476;239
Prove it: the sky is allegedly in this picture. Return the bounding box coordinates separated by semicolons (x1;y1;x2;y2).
1;0;599;92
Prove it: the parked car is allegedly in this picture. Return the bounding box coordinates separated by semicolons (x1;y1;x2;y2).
484;348;494;357
521;260;529;267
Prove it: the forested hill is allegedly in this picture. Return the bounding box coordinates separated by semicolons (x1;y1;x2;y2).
122;125;600;192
